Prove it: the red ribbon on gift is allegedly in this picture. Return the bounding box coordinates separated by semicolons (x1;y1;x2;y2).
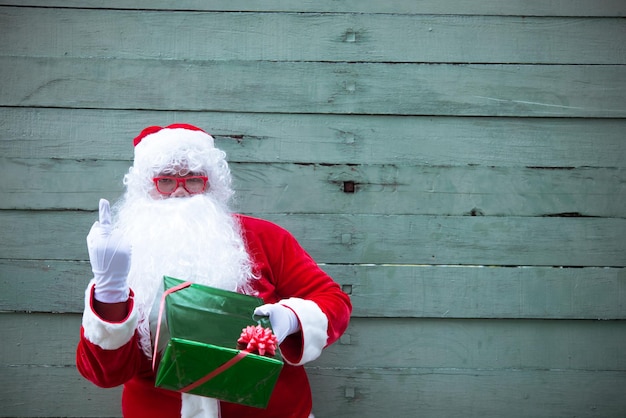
153;280;192;370
152;281;254;393
179;350;249;392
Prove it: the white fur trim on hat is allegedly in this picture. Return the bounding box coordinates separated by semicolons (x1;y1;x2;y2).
81;280;138;350
278;298;328;366
134;127;215;172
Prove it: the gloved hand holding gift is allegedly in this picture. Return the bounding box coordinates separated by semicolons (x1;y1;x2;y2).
253;303;300;344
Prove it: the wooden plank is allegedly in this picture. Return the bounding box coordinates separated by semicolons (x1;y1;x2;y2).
322;265;626;320
2;57;625;117
316;318;626;371
0;365;122;417
2;8;624;64
4;313;626;370
0;1;623;16
0;313;83;366
3;107;626;168
3;158;625;218
266;214;626;267
2;313;625;417
2;211;625;267
233;164;626;218
2;261;625;319
306;368;626;418
0;260;90;314
0;159;129;210
2;363;625;418
1;158;127;211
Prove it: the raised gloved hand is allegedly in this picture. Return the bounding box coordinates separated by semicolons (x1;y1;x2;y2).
253;303;300;344
86;199;131;303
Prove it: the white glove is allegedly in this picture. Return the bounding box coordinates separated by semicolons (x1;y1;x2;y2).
86;199;131;303
254;303;300;344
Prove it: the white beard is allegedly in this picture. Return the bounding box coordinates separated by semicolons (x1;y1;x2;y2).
113;193;256;357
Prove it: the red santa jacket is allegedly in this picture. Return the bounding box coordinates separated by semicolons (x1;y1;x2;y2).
76;215;352;418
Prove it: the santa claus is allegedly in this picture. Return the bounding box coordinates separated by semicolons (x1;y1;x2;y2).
76;124;352;418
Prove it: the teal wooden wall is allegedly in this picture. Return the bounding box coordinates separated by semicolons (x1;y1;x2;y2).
1;1;625;417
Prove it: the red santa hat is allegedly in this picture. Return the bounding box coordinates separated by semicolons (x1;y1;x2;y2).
132;124;215;170
133;123;211;147
124;124;234;203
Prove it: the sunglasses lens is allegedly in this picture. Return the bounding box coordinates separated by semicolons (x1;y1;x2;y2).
185;177;206;193
156;177;177;193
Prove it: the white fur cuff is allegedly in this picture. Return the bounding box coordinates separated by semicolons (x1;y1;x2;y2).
82;280;138;350
279;298;328;365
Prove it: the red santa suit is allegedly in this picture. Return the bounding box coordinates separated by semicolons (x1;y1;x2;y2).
77;214;352;418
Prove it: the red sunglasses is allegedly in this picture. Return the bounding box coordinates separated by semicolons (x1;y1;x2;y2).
152;176;208;195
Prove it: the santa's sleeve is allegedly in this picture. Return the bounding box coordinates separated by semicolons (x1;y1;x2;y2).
76;280;143;387
275;297;330;365
260;222;352;366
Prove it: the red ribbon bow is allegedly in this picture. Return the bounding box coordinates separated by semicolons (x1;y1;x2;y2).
237;325;278;357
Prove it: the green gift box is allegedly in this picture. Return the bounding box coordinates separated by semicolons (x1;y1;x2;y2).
154;276;283;409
